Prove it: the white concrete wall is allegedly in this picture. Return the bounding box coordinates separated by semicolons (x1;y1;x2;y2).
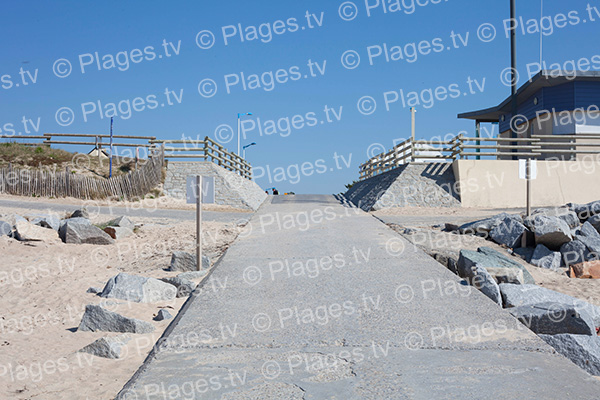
453;159;600;208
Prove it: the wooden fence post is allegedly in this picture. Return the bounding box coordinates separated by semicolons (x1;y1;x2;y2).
65;166;70;197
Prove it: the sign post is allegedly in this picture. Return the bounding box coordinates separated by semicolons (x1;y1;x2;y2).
519;159;537;217
195;176;202;271
187;176;215;271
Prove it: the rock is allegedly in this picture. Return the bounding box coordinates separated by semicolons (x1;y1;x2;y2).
530;244;561;270
477;247;536;284
512;247;535;263
443;223;459;232
489;217;527;248
576;234;600;255
484;266;524;284
539;334;600;376
86;287;102;294
570;260;600;279
571;200;600;220
79;335;131;359
560;240;592;268
530;216;572;250
103;226;133;240
161;277;195;298
458;213;522;236
14;220;60;242
499;283;600;326
177;270;209;281
70;209;90;219
431;252;458;275
107;216;135;230
0;221;12;236
169;251;210;272
100;273;177;303
581;221;600;239
31;214;61;231
59;219;114;245
78;304;154;333
588;215;600;233
457;250;502;305
154;309;173;321
526;207;580;229
509;302;596;335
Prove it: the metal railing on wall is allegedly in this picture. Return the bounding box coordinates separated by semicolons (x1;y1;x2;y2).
359;133;600;181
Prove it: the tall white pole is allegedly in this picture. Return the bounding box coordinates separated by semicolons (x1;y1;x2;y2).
237;115;241;156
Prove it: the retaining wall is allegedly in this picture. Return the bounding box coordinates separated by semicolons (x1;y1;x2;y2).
453;159;600;208
344;162;461;211
164;161;267;211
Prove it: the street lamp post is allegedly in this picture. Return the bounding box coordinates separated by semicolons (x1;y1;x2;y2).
237;112;252;156
242;142;257;159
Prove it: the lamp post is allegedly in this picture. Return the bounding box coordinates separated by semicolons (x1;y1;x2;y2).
237;112;252;156
242;142;257;159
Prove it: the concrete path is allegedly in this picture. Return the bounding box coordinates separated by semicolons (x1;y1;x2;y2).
0;199;248;223
118;195;600;399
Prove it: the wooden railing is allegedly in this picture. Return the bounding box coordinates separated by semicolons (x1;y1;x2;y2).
151;136;252;180
359;133;600;180
1;133;253;181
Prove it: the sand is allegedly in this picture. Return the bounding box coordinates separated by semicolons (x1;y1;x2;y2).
0;209;242;400
0;193;252;214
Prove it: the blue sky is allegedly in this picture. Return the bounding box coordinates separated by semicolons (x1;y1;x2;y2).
2;0;599;193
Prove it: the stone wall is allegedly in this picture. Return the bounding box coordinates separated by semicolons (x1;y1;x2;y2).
164;162;267;211
344;162;461;211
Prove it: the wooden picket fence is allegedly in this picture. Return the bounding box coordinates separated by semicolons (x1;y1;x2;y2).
0;147;165;200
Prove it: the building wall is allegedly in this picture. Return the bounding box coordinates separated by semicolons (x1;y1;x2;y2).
453;159;600;208
163;161;267;211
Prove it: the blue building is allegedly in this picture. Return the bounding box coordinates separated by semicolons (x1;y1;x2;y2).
458;70;600;159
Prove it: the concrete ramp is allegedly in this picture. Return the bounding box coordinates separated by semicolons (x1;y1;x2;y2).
117;195;600;399
345;162;461;211
164;161;267;211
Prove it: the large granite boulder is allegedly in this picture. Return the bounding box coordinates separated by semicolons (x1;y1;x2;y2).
570;200;600;220
508;302;596;335
530;244;561;270
78;304;154;333
14;220;60;242
540;334;600;376
457;250;502;305
530;216;572;250
477;247;535;284
458;213;522;237
107;216;135;230
0;221;11;236
588;215;600;233
489;217;527;248
526;207;580;229
577;221;600;254
560;240;592;268
59;219;114;245
79;335;131;359
161;276;195;298
70;209;90;219
499;283;600;326
169;251;210;272
100;273;177;303
31;214;61;231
